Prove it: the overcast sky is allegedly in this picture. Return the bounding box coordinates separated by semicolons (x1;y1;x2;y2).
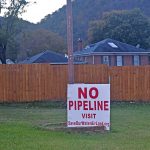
21;0;66;23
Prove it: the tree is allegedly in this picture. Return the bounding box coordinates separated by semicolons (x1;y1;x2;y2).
17;29;67;61
88;9;150;49
39;0;150;48
0;0;29;64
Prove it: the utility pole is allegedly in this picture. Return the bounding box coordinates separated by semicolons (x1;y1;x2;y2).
66;0;74;84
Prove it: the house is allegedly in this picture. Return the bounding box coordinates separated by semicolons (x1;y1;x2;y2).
19;50;68;64
0;59;14;64
6;59;15;64
74;38;150;66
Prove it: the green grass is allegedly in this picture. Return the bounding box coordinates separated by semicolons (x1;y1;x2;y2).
0;102;150;150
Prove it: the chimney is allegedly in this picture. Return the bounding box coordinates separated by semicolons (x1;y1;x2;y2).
136;44;140;48
77;38;83;51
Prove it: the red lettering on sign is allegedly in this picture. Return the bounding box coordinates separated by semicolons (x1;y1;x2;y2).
78;87;99;99
69;100;109;111
69;101;73;110
104;101;109;110
82;113;96;119
97;101;103;110
89;87;99;99
77;101;82;110
89;101;94;110
83;101;88;110
78;87;87;99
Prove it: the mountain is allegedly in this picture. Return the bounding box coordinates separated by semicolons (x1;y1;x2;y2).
2;0;150;61
1;16;67;61
5;18;38;60
39;0;150;46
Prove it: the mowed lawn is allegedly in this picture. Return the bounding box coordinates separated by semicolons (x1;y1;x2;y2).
0;102;150;150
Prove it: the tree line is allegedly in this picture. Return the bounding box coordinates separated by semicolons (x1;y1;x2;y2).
88;9;150;48
0;0;150;64
0;0;66;63
39;0;150;48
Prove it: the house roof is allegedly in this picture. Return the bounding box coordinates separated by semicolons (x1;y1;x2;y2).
19;50;68;64
0;59;14;64
74;38;150;56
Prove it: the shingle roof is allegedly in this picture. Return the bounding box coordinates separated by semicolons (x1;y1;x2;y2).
74;38;150;56
19;50;68;64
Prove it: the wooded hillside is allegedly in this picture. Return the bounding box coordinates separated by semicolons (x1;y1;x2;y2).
39;0;150;44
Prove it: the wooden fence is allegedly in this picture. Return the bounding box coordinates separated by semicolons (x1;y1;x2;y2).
110;66;150;101
0;64;108;102
0;64;149;102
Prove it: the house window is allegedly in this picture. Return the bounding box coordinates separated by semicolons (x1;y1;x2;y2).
85;57;87;62
103;56;109;65
117;56;123;66
133;55;140;66
79;57;83;61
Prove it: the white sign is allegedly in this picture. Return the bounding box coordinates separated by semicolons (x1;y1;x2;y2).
67;84;110;130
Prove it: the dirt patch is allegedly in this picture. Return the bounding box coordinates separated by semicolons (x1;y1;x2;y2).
40;122;107;134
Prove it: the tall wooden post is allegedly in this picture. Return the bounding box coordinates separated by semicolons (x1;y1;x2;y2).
66;0;74;84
